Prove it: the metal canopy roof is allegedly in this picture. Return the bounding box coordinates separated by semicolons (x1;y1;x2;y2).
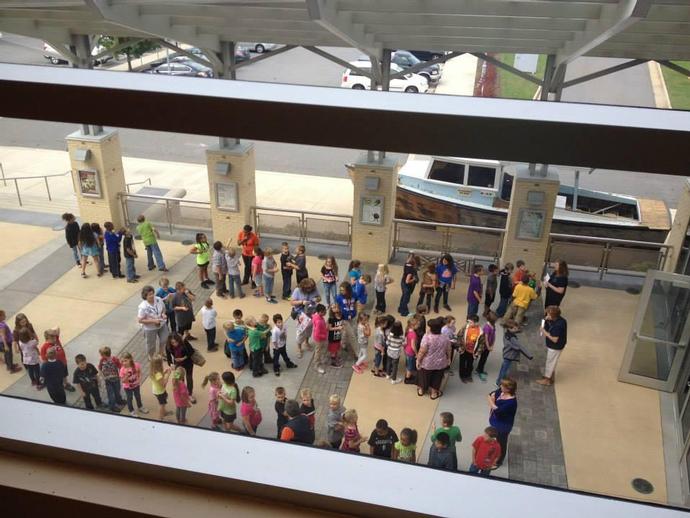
0;1;689;62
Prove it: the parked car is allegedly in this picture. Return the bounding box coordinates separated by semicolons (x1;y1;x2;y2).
149;61;213;77
43;42;113;66
239;42;279;54
410;50;444;62
341;61;428;93
184;46;249;63
392;50;441;84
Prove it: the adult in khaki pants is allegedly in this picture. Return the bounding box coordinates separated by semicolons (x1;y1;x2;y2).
505;274;537;325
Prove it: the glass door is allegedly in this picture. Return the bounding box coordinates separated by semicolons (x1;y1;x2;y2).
619;270;690;392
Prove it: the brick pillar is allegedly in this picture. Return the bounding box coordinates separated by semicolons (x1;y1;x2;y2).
66;128;126;227
663;179;690;273
500;164;560;272
349;154;400;264
206;142;256;243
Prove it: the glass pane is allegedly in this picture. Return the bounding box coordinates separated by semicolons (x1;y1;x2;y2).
467;166;496;188
640;278;690;344
682;391;690;442
677;368;690;412
549;240;603;269
428;161;465;184
629;338;676;380
607;246;660;273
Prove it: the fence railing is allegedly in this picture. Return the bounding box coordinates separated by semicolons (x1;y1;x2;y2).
251;206;352;246
125;177;152;193
0;167;71;206
547;233;673;279
118;192;211;235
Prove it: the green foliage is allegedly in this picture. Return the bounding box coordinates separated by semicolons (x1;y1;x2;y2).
661;61;690;110
495;53;546;100
97;36;160;70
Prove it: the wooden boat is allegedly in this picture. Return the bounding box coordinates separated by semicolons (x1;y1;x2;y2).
395;155;670;243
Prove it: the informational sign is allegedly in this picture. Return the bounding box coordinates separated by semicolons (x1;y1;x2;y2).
516;208;545;240
77;169;101;198
360;195;384;226
216;182;239;212
514;54;539;74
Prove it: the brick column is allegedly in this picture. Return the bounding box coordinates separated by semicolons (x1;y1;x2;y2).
349;154;400;264
206;142;256;243
66;128;126;227
500;164;560;272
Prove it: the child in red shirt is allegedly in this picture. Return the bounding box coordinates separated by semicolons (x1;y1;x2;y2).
39;328;75;392
469;426;502;476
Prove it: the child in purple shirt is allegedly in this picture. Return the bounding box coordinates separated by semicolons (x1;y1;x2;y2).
475;311;497;381
467;264;484;318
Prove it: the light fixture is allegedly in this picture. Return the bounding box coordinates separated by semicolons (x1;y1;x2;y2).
73;148;90;161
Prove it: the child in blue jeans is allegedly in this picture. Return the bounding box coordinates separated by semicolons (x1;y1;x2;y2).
98;346;126;412
223;321;247;370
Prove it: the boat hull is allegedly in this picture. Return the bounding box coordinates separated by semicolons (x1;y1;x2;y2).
395;185;667;243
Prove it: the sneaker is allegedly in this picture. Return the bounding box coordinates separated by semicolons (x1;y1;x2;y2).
275;371;280;376
391;378;403;385
352;364;362;373
130;410;138;417
64;384;76;392
206;279;215;285
443;305;452;311
36;384;45;391
287;363;298;369
385;374;391;379
201;282;209;289
478;372;488;381
317;367;326;374
268;298;278;304
98;403;109;409
138;407;150;414
127;279;139;283
467;377;474;383
135;274;141;279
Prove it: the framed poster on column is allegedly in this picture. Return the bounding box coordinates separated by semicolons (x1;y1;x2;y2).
216;182;239;212
516;208;545;240
77;169;101;198
360;195;384;226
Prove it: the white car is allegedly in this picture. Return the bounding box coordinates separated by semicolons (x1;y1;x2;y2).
341;61;428;93
239;42;279;54
43;42;112;66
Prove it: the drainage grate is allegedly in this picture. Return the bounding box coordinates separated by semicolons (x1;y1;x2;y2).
631;478;654;494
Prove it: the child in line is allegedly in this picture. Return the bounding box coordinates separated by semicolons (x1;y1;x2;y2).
373;264;393;314
417;262;436;310
294;244;308;283
73;354;104;410
320;256;339;307
475;311;497;381
218;371;241;432
191;232;213;289
234;309;250;366
122;227;139;283
40;328;75;392
150;355;172;421
427;431;454;471
17;327;41;389
271;313;297;376
347;260;362;285
173;366;192;424
484;264;498;316
311;304;328;375
300;388;316;431
295;305;314;359
506;273;538;325
251;247;265;298
496;262;515;317
202;372;222;430
223;321;247;370
246;316;267;378
353;312;370;374
103;222;124;279
466;264;484;318
512;259;527;287
371;315;387;378
280;242;296;301
257;313;273;366
340;409;365;453
367;419;398;459
119;352;149;416
403;316;418;384
156;278;177;333
262;248;280;304
441;315;458;376
40;348;67;405
328;304;344;368
211;241;228;297
413;305;428;347
240;386;262;436
392;428;417;463
98;346;125;411
90;222;105;276
353;274;371;313
274;387;288;439
386;320;404;384
470;426;502;476
326;394;346;449
336;282;358;361
201;298;218;352
432;412;462;470
225;247;244;299
457;314;485;383
496;319;533;386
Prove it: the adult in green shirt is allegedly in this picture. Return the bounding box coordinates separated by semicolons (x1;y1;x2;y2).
432;412;462;470
136;214;167;272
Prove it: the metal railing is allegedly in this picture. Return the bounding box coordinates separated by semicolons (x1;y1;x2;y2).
251;206;352;246
393;218;505;262
118;192;211;235
547;233;673;279
0;167;71;206
125;177;152;193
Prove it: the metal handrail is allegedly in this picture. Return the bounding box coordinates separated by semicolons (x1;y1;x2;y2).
253;205;351;220
117;192;210;205
0;170;71;206
549;232;673;249
393;217;506;234
251;206;352;245
125;177;152;193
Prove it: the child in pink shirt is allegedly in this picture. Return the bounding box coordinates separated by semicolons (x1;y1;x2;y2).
172;366;192;424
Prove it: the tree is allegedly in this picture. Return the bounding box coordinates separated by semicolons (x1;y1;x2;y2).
98;36;160;71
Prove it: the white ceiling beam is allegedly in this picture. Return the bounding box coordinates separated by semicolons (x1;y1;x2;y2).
555;0;653;66
140;4;310;21
306;0;378;57
0;18;71;44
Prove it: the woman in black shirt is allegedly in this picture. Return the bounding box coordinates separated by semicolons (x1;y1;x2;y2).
397;253;420;317
544;259;569;308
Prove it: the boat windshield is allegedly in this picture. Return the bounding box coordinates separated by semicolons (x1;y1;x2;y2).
428;161;465;184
